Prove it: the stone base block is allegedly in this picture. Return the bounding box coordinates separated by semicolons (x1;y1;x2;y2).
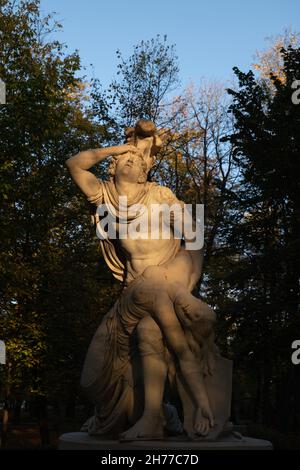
59;432;273;450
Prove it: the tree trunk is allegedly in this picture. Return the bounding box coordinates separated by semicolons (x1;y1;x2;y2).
35;397;50;446
65;397;76;420
1;362;11;449
255;362;264;424
12;398;22;424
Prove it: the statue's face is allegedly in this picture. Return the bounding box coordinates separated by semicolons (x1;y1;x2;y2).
125;134;157;173
115;152;146;183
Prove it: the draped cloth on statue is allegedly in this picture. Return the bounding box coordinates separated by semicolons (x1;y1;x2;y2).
87;179;183;284
81;180;183;436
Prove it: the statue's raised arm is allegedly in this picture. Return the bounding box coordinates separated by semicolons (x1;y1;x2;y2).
65;143;140;198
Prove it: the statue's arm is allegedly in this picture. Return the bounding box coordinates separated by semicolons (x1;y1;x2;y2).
65;144;138;197
182;209;204;285
160;186;204;290
182;211;204;290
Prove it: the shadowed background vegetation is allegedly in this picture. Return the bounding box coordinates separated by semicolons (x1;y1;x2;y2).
0;0;299;449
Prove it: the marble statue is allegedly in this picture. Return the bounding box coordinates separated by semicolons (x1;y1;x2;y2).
65;119;232;441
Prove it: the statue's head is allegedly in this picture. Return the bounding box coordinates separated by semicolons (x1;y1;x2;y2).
109;119;164;184
124;119;164;173
109;150;148;184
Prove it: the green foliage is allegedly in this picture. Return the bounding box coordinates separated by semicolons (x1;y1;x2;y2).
0;0;114;405
219;46;300;430
1;0;299;444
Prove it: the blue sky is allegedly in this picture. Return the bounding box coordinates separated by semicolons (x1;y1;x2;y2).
40;0;300;89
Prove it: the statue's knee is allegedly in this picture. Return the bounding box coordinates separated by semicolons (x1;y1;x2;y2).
137;316;162;341
137;319;165;357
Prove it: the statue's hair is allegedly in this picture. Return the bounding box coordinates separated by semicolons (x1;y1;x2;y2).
108;154;148;183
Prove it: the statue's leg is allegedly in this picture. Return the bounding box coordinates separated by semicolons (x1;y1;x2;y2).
119;316;167;440
151;291;214;436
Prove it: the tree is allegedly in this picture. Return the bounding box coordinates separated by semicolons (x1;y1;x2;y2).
0;0;114;446
223;44;300;431
91;34;179;140
253;29;300;84
157;82;235;260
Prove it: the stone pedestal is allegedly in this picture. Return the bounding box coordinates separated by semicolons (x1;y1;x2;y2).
59;432;273;450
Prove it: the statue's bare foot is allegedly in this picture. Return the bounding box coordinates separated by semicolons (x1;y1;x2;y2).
119;414;164;441
194;406;214;437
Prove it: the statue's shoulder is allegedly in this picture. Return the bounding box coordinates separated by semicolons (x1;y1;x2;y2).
148;183;180;205
87;180;105;206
